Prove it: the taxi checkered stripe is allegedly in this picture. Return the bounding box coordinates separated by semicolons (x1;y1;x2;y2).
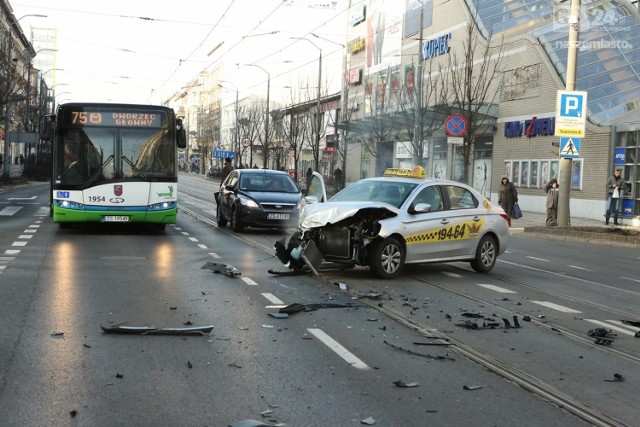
405;230;440;244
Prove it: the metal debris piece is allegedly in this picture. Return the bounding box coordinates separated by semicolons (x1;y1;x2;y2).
51;331;64;337
100;324;214;336
228;363;242;369
335;282;348;290
279;303;306;314
277;302;361;315
463;385;483;391
268;312;289;319
461;312;484;318
201;261;241;277
620;320;640;327
187;361;193;369
383;340;455;361
360;291;383;299
393;380;419;388
361;416;376;425
604;373;625;382
522;315;531;322
115;373;124;378
70;410;78;418
228;420;270;427
588;328;617;345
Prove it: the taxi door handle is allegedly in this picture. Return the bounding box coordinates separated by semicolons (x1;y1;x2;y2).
440;219;450;225
472;216;481;221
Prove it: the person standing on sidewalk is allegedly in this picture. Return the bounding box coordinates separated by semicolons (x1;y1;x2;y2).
544;178;559;226
221;157;233;182
605;168;625;225
498;175;518;226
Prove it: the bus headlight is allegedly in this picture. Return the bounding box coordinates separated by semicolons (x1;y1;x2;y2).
55;200;84;210
148;201;176;210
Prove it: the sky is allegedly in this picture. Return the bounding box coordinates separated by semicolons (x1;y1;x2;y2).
10;0;350;106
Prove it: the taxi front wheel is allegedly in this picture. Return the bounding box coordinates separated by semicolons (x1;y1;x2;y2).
368;237;405;279
470;235;497;273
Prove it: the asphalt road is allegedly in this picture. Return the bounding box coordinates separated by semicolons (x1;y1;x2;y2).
0;176;637;426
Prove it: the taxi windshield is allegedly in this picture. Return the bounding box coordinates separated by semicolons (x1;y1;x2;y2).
330;180;418;208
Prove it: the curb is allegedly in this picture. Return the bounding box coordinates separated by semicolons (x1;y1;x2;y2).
524;226;640;247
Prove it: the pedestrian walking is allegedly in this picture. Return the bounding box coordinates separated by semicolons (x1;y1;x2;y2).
498;175;518;226
605;168;625;225
544;178;559;226
221;157;233;182
333;167;343;191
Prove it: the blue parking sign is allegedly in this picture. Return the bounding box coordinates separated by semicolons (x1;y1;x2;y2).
559;93;584;118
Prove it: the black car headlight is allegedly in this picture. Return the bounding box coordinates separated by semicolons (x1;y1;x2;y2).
239;196;259;209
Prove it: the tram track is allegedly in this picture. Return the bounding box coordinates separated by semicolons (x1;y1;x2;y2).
177;197;633;427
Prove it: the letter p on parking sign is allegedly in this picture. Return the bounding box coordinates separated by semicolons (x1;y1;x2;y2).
555;90;587;137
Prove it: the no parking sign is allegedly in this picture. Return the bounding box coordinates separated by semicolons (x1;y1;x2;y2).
445;114;468;137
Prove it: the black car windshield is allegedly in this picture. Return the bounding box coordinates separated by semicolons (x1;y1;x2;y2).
239;173;299;193
330;180;418;208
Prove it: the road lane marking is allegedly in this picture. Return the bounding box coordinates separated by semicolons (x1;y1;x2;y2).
4;250;20;255
242;277;258;286
28;224;40;228
0;206;22;216
531;301;581;313
568;265;592;271
621;276;640;284
181;231;189;236
197;244;207;249
208;252;221;259
527;256;549;262
18;235;33;239
262;293;284;305
23;229;37;233
585;319;637;336
442;272;462;278
8;196;37;200
11;241;27;247
188;237;198;242
307;328;369;370
478;284;516;293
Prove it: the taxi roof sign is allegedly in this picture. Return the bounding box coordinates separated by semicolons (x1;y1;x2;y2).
383;166;426;179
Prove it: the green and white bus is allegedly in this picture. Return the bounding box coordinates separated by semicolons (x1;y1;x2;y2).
40;103;187;229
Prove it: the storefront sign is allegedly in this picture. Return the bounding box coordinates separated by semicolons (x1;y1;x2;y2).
504;117;555;138
348;37;365;53
422;33;451;59
345;66;361;84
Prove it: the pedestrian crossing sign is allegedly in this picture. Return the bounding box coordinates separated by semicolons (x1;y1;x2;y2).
560;137;580;158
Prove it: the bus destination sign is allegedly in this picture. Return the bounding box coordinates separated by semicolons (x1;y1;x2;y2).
66;110;164;128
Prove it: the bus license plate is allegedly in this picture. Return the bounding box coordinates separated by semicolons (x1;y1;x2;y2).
103;216;130;223
267;213;289;220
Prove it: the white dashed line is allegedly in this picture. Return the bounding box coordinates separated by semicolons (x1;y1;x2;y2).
18;235;33;239
23;229;37;233
621;276;640;284
531;301;581;313
4;250;20;255
478;284;516;293
11;242;27;247
188;237;198;242
585;319;637;337
307;328;369;370
242;277;258;286
197;244;207;249
28;224;40;228
262;293;284;305
527;256;549;262
181;231;189;236
568;265;592;271
442;272;462;278
208;252;221;259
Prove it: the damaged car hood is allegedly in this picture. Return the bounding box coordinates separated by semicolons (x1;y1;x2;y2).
299;201;398;229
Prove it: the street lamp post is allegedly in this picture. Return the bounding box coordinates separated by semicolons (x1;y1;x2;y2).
219;81;240;168
247;64;270;168
558;0;581;226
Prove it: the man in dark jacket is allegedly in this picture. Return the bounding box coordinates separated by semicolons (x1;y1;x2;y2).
605;168;625;225
221;157;233;182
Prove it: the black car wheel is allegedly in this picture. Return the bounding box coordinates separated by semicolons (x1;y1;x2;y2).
217;203;227;227
231;206;244;232
470;234;497;273
368;237;404;279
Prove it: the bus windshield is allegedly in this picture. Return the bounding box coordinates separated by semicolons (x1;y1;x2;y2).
59;126;175;187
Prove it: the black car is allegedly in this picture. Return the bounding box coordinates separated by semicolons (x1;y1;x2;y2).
215;169;302;232
207;166;221;178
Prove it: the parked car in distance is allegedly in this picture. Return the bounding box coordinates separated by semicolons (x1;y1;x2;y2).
215;169;302;232
274;167;510;279
207;166;221;178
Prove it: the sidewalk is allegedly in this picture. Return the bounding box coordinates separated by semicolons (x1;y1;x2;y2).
510;210;606;229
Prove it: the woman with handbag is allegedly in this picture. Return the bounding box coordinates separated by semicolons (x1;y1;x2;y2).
605;168;625;225
498;175;518;226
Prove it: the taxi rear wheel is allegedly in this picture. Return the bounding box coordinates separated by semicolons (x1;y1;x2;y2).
470;235;497;273
368;237;405;279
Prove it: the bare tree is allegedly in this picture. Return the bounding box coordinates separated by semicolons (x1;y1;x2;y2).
441;20;504;184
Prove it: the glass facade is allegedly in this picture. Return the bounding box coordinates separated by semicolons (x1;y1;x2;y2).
469;0;640;125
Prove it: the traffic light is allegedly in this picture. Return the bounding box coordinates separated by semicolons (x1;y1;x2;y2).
551;140;559;157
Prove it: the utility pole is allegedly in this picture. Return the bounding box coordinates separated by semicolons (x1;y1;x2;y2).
557;0;581;226
412;3;424;168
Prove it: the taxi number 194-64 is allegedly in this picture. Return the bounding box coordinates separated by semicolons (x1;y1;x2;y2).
437;224;466;240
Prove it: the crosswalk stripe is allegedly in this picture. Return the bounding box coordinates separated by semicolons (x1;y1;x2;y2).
531;301;581;313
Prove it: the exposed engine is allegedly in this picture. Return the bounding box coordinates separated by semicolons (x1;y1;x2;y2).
274;208;389;274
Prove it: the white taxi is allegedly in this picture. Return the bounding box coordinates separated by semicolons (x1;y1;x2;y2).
274;167;510;279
